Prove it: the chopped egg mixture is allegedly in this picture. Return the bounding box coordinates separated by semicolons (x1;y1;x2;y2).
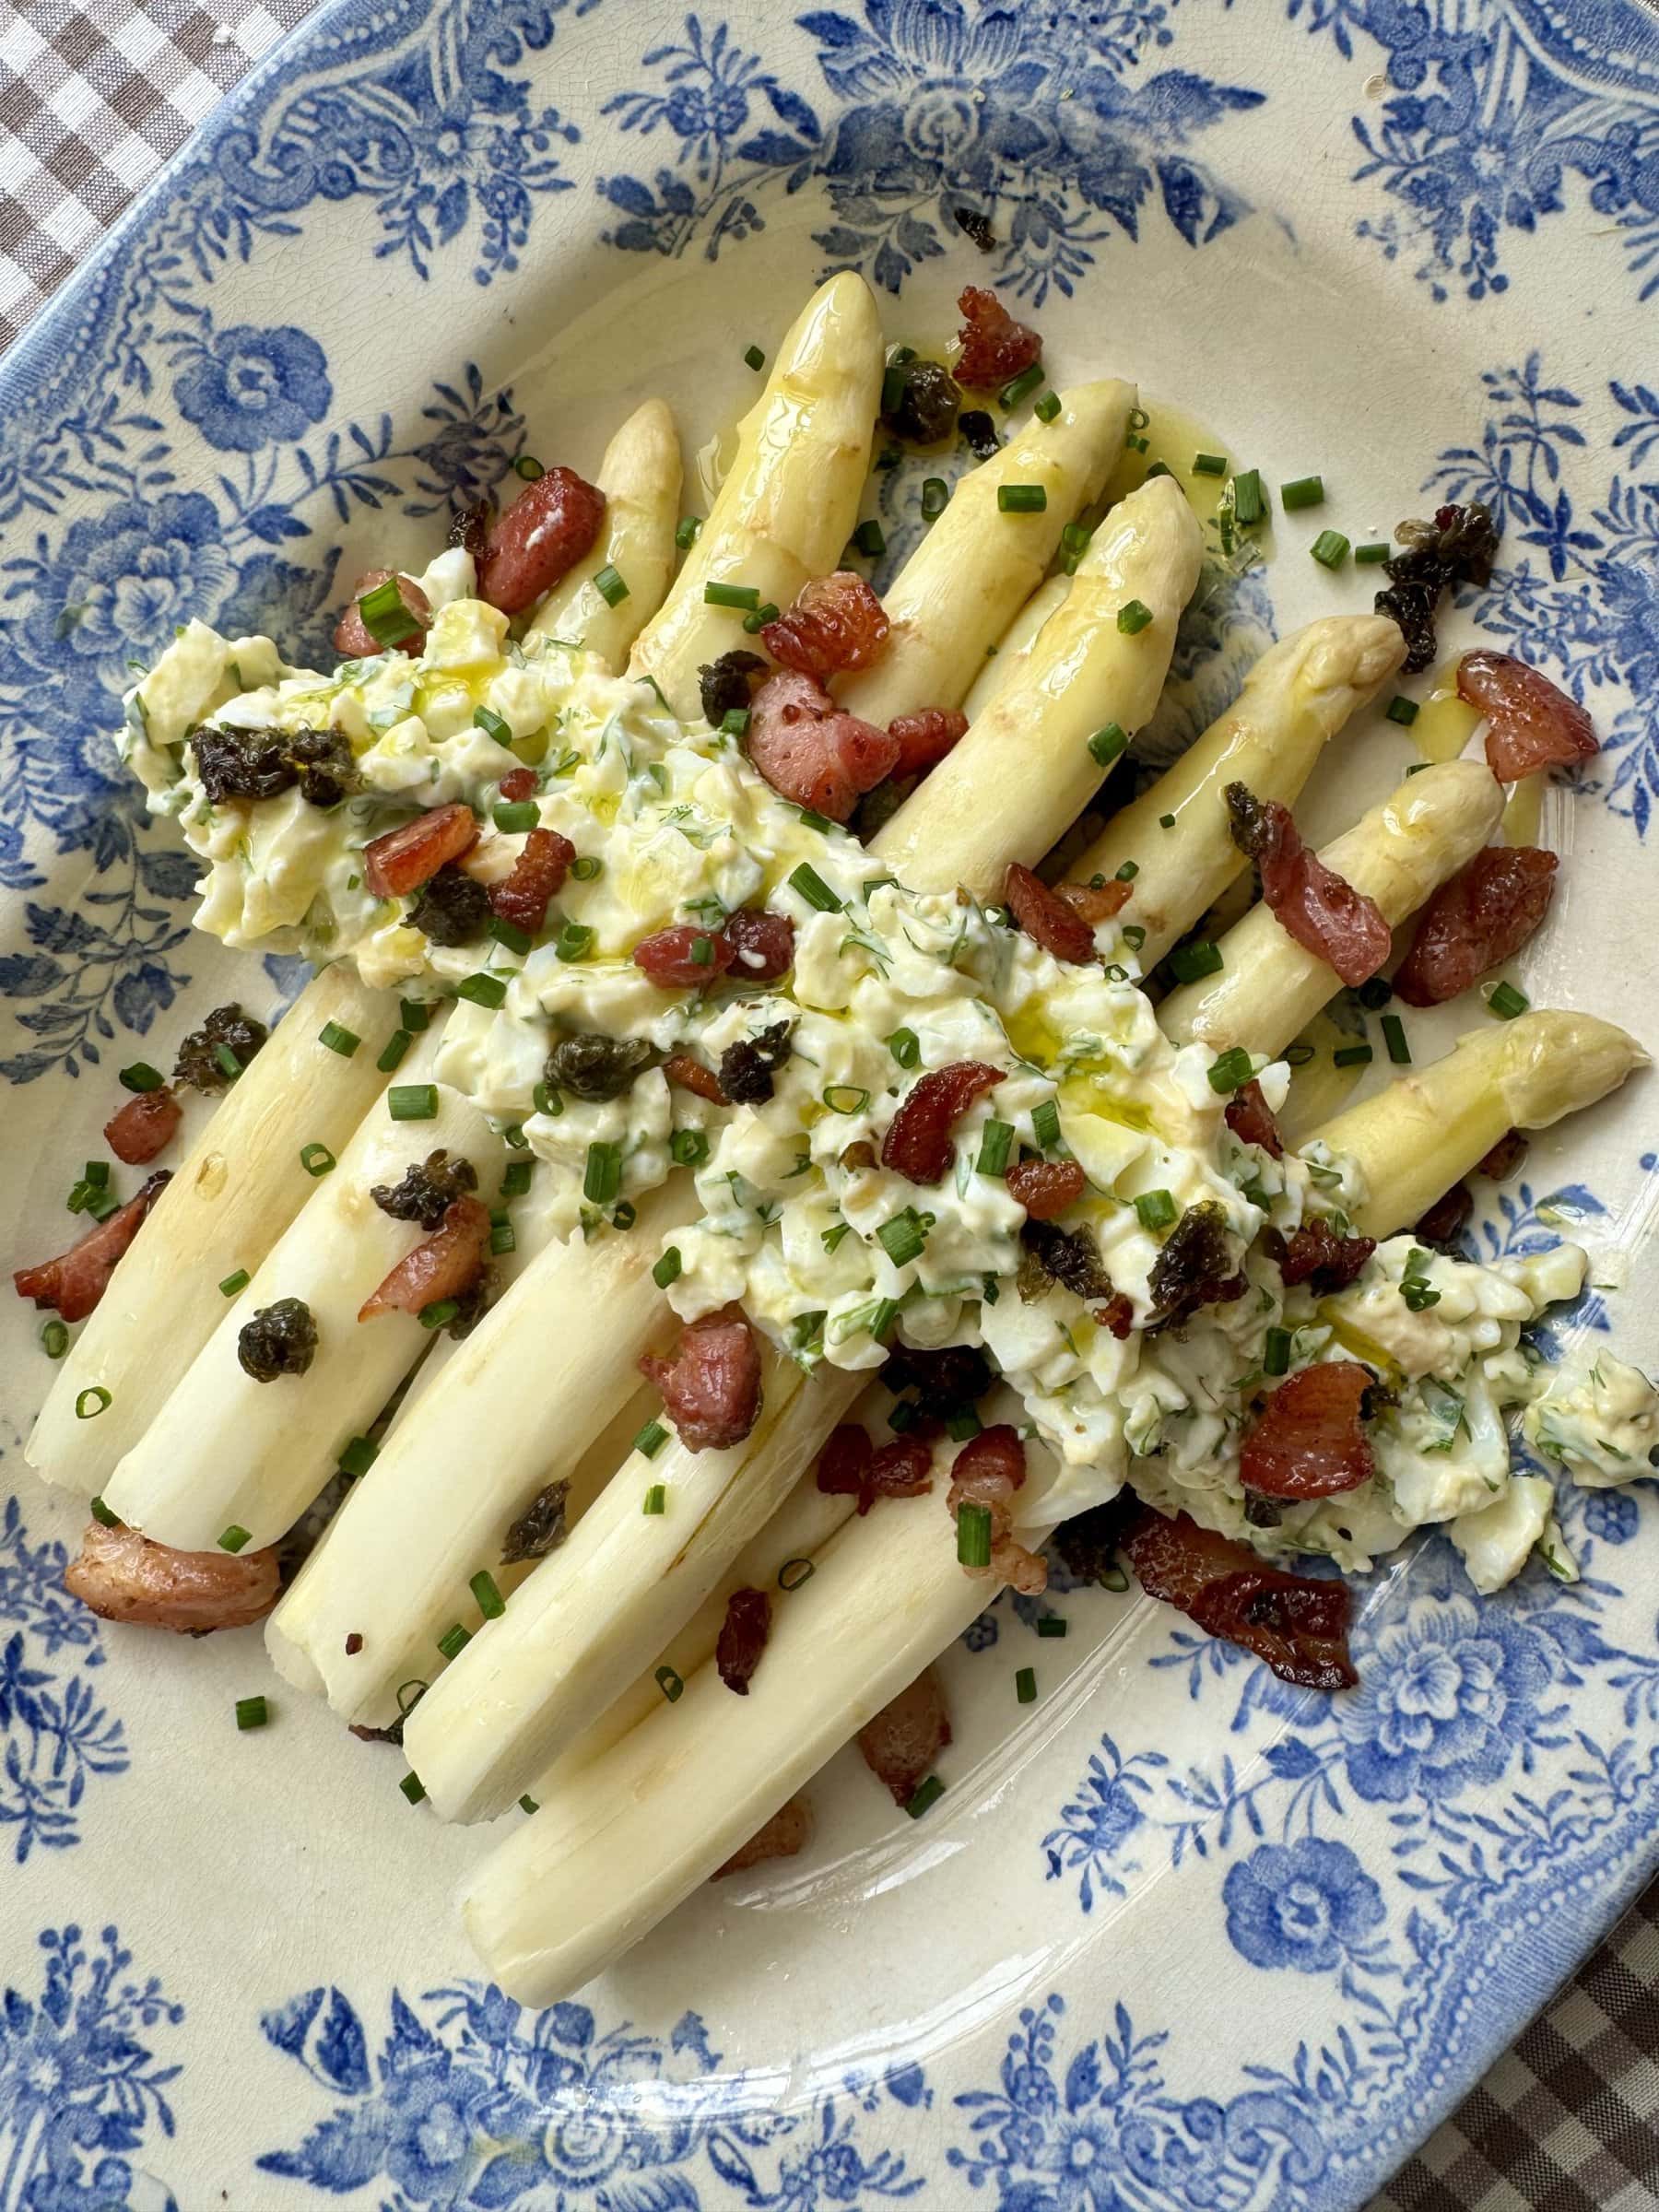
121;582;1658;1589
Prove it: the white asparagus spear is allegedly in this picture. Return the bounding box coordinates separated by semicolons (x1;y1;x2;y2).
836;382;1134;724
526;399;681;671
100;1030;507;1553
26;965;399;1495
399;479;1205;1820
1311;1009;1650;1238
268;394;1150;1726
1159;760;1505;1053
959;574;1070;724
462;1012;1649;1999
1077;615;1406;965
874;475;1204;901
628;275;883;717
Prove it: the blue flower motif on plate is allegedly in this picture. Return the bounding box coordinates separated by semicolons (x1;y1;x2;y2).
172;324;333;453
1222;1837;1386;1973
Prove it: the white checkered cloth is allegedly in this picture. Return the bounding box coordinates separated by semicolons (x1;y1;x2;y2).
2;10;1656;2205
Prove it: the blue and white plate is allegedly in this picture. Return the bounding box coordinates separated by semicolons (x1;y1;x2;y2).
4;5;1659;2206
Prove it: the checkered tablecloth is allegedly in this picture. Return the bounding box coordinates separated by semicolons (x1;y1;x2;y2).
3;6;1657;2202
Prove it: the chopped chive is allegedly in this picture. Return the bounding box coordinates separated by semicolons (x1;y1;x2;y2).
976;1119;1015;1177
1134;1189;1176;1233
583;1141;622;1206
877;1210;928;1267
1193;452;1228;477
437;1622;471;1661
300;1142;336;1178
490;1221;516;1256
75;1386;112;1421
89;1496;121;1527
887;1027;920;1069
1115;860;1138;881
1264;1325;1292;1377
356;575;424;650
778;1555;816;1591
377;1028;414;1073
502;1124;528;1151
675;515;702;549
214;1041;242;1081
501;1159;534;1199
1488;981;1529;1020
612;1198;637;1231
594;563;629;607
1122;924;1146;952
1117;599;1153;635
473;705;512;747
117;1061;164;1092
389;1084;439;1122
688;935;715;969
218;1524;252;1554
721;707;750;739
704;582;761;610
554;922;594;962
946;1407;982;1442
1168;938;1223;983
83;1161;109;1188
532;1083;562;1119
821;1222;853;1256
218;1268;251;1298
514;453;544;481
1159;812;1176;829
488;915;533;953
338;1435;378;1478
1333;1043;1374;1067
905;1774;945;1819
1384;694;1419;726
1280;476;1325;512
1061;521;1091;556
853;519;887;558
655;1665;684;1703
642;1484;666;1515
1031;1098;1062;1151
519;1794;539;1815
997;484;1047;513
1088;723;1128;767
671;1128;708;1168
41;1318;69;1359
419;1299;460;1331
235;1695;268;1731
1125;433;1148;454
1311;529;1350;569
957;1502;993;1568
469;1569;505;1619
999;362;1046;410
1283;1042;1316;1066
888;1397;919;1432
744;343;766;371
880;359;908;416
865;1297;902;1345
459;971;512;1011
1231;469;1265;527
1016;1665;1037;1703
1036;1616;1068;1639
634;1419;669;1459
653;1247;683;1288
921;477;949;521
789;863;842;912
1355;541;1391;563
570;854;605;885
823;1084;871;1115
493;799;538;832
1382;1014;1411;1064
1034;392;1061;423
1207;1046;1254;1095
400;997;431;1033
742;606;781;634
1357;976;1394;1010
399;1771;427;1804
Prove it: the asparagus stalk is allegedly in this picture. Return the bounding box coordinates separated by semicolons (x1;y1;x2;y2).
959;574;1071;724
526;399;682;670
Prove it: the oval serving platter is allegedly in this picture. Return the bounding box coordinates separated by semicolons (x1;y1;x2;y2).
3;4;1659;2207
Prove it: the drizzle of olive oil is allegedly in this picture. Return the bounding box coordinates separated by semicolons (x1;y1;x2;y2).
1277;1007;1370;1145
1409;663;1481;763
1502;773;1543;847
1105;399;1241;534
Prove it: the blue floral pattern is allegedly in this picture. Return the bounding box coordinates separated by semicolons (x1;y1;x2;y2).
1289;1;1659;303
599;2;1265;298
0;1500;126;1863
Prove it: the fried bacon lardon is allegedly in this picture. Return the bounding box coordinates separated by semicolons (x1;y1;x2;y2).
477;465;606;615
955;286;1041;389
881;1060;1002;1184
65;1519;280;1635
489;828;574;940
640;1307;762;1452
359;1196;492;1323
713;1795;812;1877
947;1424;1046;1594
858;1665;952;1806
759;571;889;679
1240;1362;1374;1500
745;670;900;820
14;1171;171;1324
888;708;969;779
1004;863;1097;964
1393;845;1558;1007
715;1586;771;1695
362;803;479;900
1226;783;1391;988
1224;1079;1283;1159
103;1088;182;1165
1457;650;1597;782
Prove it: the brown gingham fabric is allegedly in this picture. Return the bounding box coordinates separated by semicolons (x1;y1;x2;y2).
2;8;1656;2205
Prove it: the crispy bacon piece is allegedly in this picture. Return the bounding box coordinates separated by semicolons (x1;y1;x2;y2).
722;907;795;982
1004;863;1096;964
715;1586;771;1695
1458;650;1598;782
1414;1182;1474;1254
640;1306;762;1453
1055;877;1133;925
888;707;969;779
746;670;900;820
14;1171;170;1324
1006;1157;1086;1220
818;1423;875;1511
881;1060;1002;1184
857;1665;952;1806
334;570;431;659
1227;784;1391;988
477;465;606;615
1224;1079;1283;1159
872;1435;935;1502
498;767;537;805
1117;1501;1358;1691
359;1195;491;1322
1392;846;1558;1008
488;827;574;939
363;802;479;900
1093;1292;1135;1339
664;1053;728;1105
104;1088;181;1165
65;1519;279;1634
1276;1218;1377;1292
948;1424;1046;1594
1240;1362;1373;1500
955;285;1041;389
632;924;736;991
1479;1129;1528;1182
760;571;890;679
713;1795;812;1877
